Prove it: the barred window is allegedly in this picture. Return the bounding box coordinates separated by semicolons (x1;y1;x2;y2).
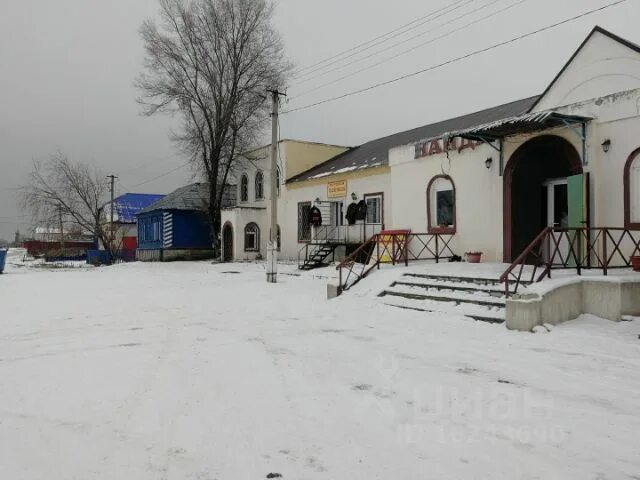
298;202;311;242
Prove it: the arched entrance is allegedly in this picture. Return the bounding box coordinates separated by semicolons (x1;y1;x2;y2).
222;222;233;262
504;135;583;262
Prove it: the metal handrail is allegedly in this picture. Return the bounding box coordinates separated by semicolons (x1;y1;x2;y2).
336;232;455;293
499;226;640;296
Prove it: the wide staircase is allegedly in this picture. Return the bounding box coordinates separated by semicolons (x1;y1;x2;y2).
299;243;340;271
378;272;529;323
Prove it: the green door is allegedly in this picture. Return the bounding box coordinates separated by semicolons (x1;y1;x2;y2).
567;173;588;267
567;174;586;228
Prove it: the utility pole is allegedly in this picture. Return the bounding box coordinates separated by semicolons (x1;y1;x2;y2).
107;174;117;250
266;89;286;284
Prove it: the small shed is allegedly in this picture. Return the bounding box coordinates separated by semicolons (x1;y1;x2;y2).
136;183;234;262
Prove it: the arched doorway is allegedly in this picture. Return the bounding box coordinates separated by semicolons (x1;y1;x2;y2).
222;222;233;262
504;135;583;262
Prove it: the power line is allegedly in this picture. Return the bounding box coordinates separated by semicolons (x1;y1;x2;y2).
283;0;628;115
291;0;468;77
129;161;191;189
293;0;525;97
292;0;475;81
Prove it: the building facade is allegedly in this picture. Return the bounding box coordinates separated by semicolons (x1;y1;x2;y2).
221;140;349;262
221;27;640;268
137;183;234;262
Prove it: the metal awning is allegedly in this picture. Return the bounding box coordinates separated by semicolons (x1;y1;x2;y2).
442;110;592;175
447;110;591;141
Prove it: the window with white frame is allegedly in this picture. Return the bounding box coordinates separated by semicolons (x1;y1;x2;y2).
255;171;264;200
427;175;456;233
244;223;260;251
240;174;249;202
364;194;383;224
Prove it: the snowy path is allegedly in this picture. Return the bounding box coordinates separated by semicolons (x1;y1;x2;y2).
1;260;639;479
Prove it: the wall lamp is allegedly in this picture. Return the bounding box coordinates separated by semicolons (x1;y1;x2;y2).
601;139;611;153
485;157;493;170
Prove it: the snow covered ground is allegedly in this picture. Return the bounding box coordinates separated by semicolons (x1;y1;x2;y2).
1;255;639;479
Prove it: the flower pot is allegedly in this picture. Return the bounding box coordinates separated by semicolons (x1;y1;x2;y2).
466;252;482;264
631;255;640;272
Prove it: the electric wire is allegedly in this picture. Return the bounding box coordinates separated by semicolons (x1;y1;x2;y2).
292;0;503;88
292;0;530;98
291;0;471;78
283;0;628;115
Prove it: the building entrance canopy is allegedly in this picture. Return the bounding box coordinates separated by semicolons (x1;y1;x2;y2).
445;110;592;174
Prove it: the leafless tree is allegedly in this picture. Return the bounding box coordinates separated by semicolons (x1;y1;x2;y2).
20;153;121;258
136;0;290;254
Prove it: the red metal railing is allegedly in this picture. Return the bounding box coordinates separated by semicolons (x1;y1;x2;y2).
337;232;455;292
499;227;640;296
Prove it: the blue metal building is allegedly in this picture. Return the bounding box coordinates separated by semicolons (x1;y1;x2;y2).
136;183;233;261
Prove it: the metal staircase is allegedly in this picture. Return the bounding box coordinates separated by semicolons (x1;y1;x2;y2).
299;243;339;271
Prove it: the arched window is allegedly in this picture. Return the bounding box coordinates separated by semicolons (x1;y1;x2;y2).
276;167;282;196
625;147;640;229
244;222;260;252
427;175;456;234
255;171;264;200
240;174;249;202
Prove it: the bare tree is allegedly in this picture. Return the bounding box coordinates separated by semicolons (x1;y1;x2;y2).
136;0;290;254
20;153;121;258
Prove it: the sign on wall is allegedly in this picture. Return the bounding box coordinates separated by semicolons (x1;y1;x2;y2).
415;137;482;159
328;180;347;198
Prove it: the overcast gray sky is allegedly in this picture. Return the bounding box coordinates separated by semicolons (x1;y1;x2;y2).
1;0;637;240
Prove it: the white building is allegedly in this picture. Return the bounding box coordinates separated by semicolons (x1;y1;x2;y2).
221;140;349;262
222;26;640;273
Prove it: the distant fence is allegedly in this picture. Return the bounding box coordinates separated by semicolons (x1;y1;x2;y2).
24;240;95;258
44;254;87;262
86;249;136;266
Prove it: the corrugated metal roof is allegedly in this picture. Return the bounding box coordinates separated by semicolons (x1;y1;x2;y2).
450;110;591;139
113;193;165;223
288;95;539;183
138;183;236;215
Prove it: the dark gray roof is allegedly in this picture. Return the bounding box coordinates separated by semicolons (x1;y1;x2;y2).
138;183;235;215
288;95;539;183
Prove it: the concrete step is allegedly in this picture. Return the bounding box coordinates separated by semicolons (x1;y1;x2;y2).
392;280;507;298
402;273;529;289
380;288;506;309
381;295;505;324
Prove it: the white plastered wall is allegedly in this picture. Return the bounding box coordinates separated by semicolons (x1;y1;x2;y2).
533;29;640;112
279;170;391;261
389;142;505;261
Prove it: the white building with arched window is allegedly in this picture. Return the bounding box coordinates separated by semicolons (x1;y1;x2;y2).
222;26;640;278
